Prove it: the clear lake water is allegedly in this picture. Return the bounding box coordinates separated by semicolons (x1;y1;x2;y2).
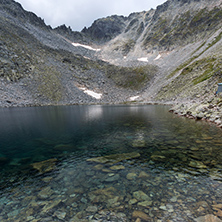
0;105;222;222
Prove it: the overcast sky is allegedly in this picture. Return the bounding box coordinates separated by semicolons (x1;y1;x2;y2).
16;0;167;31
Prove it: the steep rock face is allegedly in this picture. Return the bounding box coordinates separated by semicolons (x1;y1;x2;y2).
0;0;48;28
53;25;89;44
99;0;222;60
81;15;127;42
142;0;222;50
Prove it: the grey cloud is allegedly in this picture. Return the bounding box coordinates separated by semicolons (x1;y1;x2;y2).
16;0;166;31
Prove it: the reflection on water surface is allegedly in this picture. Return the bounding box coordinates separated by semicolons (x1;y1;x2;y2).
0;105;222;222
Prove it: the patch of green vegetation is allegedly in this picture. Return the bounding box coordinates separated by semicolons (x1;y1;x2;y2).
191;41;206;56
37;66;63;102
192;57;219;85
167;29;222;80
105;64;158;90
143;7;222;50
207;31;222;49
167;56;198;79
143;17;169;47
180;66;193;75
192;69;214;85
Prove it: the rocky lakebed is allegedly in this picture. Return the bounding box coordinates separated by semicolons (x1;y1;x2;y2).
0;105;222;222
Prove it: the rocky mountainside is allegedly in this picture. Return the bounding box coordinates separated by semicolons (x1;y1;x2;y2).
0;0;158;107
1;0;222;116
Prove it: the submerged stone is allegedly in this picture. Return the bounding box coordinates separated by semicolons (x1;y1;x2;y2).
54;211;66;220
129;199;138;205
107;196;119;207
105;174;120;182
132;211;150;221
133;191;151;201
110;165;125;170
212;204;222;209
31;158;58;174
94;164;103;170
138;171;149;178
170;196;178;202
138;200;153;208
38;186;54;200
194;214;222;222
127;172;137;180
86;205;98;213
87;152;140;165
151;155;166;161
189;160;207;169
89;187;117;203
159;205;167;211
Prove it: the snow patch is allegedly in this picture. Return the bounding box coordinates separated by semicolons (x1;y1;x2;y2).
72;43;101;52
154;54;161;60
129;96;140;101
79;87;102;99
137;57;148;62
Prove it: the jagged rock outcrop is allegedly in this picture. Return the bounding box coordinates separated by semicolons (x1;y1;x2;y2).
54;25;89;44
81;15;127;42
0;0;48;28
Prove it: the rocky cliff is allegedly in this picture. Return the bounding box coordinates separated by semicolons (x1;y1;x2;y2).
1;0;222;116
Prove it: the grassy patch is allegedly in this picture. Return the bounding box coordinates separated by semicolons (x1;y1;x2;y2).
36;66;63;102
167;30;222;80
167;56;198;79
105;64;158;90
192;69;214;85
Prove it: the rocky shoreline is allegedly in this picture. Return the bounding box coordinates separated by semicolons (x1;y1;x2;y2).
169;96;222;129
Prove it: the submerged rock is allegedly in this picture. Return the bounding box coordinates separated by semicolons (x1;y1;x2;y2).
189;160;207;169
133;191;151;201
138;171;149;178
88;187;118;204
31;158;58;174
194;214;222;222
86;205;98;213
53;211;66;220
138;200;153;208
132;211;150;221
105;173;120;182
151;154;166;161
129;199;138;205
127;172;137;180
110;165;125;170
87;152;140;165
41;200;61;213
38;186;54;200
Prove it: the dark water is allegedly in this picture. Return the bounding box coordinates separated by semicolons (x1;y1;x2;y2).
0;105;222;221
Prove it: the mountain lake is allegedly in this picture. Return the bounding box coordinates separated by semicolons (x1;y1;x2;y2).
0;105;222;221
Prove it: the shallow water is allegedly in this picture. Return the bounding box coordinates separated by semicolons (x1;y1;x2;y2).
0;105;222;222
